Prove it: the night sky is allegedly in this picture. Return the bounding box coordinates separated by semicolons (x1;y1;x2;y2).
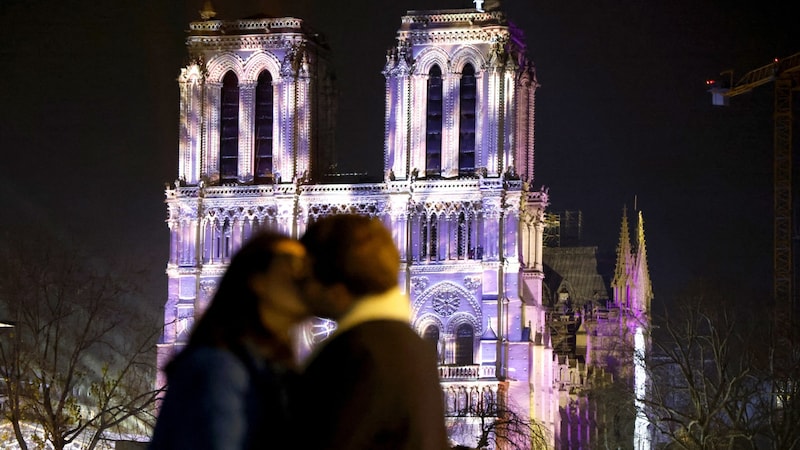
1;0;797;313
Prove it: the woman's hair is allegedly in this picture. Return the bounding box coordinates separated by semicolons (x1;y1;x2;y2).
185;230;292;350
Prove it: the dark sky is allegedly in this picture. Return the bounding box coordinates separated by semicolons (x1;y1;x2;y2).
1;0;797;312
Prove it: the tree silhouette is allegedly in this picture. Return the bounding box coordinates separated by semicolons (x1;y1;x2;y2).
446;385;549;449
0;236;161;449
641;294;800;449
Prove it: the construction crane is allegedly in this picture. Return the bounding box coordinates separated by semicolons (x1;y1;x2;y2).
707;52;800;333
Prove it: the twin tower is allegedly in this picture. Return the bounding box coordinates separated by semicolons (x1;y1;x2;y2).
159;4;599;448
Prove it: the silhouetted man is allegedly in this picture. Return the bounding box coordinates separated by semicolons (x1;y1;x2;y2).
296;214;448;450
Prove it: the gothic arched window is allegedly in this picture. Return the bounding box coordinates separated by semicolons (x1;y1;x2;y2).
458;64;476;176
425;65;443;177
457;211;473;259
254;71;274;183
429;213;438;261
423;324;440;358
420;216;429;261
219;71;239;183
455;323;474;365
220;218;232;261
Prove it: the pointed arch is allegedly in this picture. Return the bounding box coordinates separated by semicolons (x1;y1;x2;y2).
414;313;445;337
411;281;482;334
242;51;282;82
446;312;481;336
254;70;274;183
423;324;440;341
447;312;481;366
219;71;239;183
456;210;476;259
416;314;445;363
220;217;232;261
206;53;245;83
450;46;486;74
458;63;477;176
414;47;450;75
455;322;475;365
428;212;439;260
420;215;429;261
425;64;443;177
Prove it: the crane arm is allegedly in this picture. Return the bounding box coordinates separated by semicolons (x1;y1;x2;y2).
724;51;800;97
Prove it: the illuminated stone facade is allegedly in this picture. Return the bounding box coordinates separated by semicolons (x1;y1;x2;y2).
159;5;651;449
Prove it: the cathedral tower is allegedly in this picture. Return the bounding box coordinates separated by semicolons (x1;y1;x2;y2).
378;8;551;446
159;11;334;387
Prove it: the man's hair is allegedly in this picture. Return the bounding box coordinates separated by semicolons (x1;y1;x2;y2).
301;214;399;296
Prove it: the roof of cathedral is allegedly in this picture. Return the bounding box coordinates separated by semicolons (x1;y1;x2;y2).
188;9;326;43
542;246;610;306
399;9;509;32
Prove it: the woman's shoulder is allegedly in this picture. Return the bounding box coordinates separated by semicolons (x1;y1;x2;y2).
168;346;251;384
174;345;243;366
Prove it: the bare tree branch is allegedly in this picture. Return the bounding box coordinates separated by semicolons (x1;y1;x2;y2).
0;236;161;449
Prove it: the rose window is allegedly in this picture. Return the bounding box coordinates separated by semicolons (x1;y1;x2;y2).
432;291;460;316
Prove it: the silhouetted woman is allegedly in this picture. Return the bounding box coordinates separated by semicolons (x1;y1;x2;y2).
150;231;307;450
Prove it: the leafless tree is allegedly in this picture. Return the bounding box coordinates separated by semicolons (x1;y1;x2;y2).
0;236;161;450
586;374;636;450
643;297;765;449
446;388;549;450
745;302;800;450
579;287;800;450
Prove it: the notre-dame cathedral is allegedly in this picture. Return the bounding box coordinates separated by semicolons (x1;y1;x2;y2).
158;2;653;448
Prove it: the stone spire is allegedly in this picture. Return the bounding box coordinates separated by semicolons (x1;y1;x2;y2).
612;205;632;294
611;205;653;317
633;210;653;315
199;0;217;20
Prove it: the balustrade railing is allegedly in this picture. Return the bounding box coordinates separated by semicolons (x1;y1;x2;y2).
440;380;503;418
438;364;495;380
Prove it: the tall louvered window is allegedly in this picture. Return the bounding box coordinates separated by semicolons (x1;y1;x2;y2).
458;64;476;176
254;71;274;183
429;213;438;261
218;218;232;262
457;212;473;259
420;213;439;262
425;65;443;177
420;217;429;261
219;72;239;183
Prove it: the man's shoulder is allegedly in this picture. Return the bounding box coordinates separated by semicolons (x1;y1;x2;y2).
317;320;433;360
340;320;420;340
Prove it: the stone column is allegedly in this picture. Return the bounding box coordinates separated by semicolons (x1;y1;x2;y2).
410;73;427;175
238;81;256;183
442;71;459;177
204;82;222;183
178;63;205;185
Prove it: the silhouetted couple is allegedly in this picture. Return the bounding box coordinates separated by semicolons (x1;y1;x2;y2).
150;214;449;450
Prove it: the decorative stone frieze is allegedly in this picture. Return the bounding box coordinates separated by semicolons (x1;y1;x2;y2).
411;276;430;294
464;276;481;292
